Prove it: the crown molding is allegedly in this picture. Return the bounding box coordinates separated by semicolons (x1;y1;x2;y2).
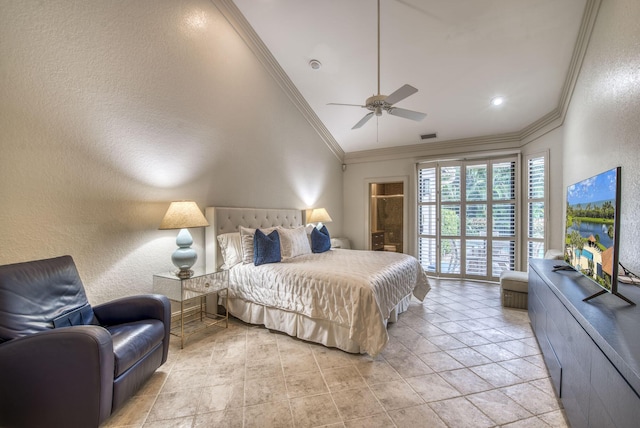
344;133;522;164
343;106;564;164
213;0;345;162
518;108;563;145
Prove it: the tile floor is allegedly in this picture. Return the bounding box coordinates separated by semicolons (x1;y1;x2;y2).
102;278;568;427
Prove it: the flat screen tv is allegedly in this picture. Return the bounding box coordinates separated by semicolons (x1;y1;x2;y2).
559;166;633;304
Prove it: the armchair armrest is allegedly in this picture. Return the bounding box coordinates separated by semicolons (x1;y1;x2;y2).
93;294;170;326
0;326;114;428
93;294;171;364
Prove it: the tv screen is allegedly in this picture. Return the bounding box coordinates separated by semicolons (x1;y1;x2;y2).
563;167;630;302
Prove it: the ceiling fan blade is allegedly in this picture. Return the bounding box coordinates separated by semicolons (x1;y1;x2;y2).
352;112;375;129
327;102;365;107
384;84;418;105
387;107;426;121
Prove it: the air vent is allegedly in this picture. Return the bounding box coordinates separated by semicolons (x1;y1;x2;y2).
420;133;437;140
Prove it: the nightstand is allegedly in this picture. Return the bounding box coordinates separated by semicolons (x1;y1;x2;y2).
153;269;228;348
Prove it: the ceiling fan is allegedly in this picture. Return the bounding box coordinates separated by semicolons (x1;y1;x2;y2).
328;0;427;130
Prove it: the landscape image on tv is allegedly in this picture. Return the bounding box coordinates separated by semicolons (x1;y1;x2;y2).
564;167;620;292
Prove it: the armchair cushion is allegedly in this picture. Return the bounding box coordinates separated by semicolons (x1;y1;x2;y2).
107;319;165;377
93;294;171;366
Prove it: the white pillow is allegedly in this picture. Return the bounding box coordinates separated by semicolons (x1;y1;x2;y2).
217;232;242;269
330;237;351;249
239;226;278;264
305;224;315;245
278;226;312;259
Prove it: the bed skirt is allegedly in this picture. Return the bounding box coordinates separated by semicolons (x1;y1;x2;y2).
226;293;413;355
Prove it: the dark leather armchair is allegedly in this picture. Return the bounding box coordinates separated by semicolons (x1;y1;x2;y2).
0;255;171;428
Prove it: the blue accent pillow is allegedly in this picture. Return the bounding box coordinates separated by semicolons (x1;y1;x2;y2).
52;304;99;327
253;229;281;266
311;225;331;253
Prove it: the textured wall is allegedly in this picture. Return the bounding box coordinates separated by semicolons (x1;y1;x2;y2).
563;0;640;274
0;0;343;303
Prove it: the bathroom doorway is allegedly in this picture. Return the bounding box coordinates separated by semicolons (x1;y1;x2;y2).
369;182;404;253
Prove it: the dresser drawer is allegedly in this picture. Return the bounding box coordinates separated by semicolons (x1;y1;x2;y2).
371;231;384;250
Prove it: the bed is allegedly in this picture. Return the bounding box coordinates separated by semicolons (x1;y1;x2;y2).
205;207;430;356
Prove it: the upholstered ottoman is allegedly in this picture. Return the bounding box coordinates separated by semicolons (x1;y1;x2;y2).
500;270;529;309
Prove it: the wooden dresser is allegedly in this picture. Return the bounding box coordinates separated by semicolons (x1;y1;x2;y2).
529;259;640;427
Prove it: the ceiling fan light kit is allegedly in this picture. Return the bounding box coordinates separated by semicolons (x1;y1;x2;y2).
328;0;426;130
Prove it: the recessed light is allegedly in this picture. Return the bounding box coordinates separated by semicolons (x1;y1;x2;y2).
309;59;322;70
491;96;504;106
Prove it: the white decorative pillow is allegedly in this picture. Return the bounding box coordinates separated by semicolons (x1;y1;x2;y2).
278;226;312;259
330;237;351;249
239;226;278;264
305;224;315;246
217;232;242;269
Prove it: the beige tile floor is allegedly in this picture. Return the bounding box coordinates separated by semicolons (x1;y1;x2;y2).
102;278;568;428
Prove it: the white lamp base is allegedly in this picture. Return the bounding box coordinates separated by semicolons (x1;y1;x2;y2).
172;228;197;278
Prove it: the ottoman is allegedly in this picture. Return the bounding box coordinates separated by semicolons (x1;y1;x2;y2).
500;270;529;309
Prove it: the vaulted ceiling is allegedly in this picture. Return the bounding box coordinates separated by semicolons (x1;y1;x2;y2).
227;0;589;157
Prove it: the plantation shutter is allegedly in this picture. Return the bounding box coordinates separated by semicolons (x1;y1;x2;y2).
418;166;437;272
526;154;546;263
417;157;518;280
491;160;517;276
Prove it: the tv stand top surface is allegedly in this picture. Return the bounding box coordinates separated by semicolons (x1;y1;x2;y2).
530;258;640;395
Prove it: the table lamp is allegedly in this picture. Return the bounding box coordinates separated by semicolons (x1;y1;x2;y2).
307;208;332;229
159;201;209;278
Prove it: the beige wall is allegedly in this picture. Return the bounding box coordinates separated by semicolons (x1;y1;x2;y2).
562;0;640;274
0;0;343;303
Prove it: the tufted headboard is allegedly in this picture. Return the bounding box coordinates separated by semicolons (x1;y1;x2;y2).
204;207;304;272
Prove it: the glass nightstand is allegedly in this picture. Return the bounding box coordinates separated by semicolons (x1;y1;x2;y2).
153;269;228;348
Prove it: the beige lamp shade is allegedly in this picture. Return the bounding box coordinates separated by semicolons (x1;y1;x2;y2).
159;201;209;230
307;208;332;224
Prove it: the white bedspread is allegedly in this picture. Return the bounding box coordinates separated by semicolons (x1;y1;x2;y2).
228;249;430;356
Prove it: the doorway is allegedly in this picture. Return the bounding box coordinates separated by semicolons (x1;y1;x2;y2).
369;182;404;253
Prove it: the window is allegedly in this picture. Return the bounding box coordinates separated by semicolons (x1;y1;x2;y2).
526;153;547;265
418;157;518;280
